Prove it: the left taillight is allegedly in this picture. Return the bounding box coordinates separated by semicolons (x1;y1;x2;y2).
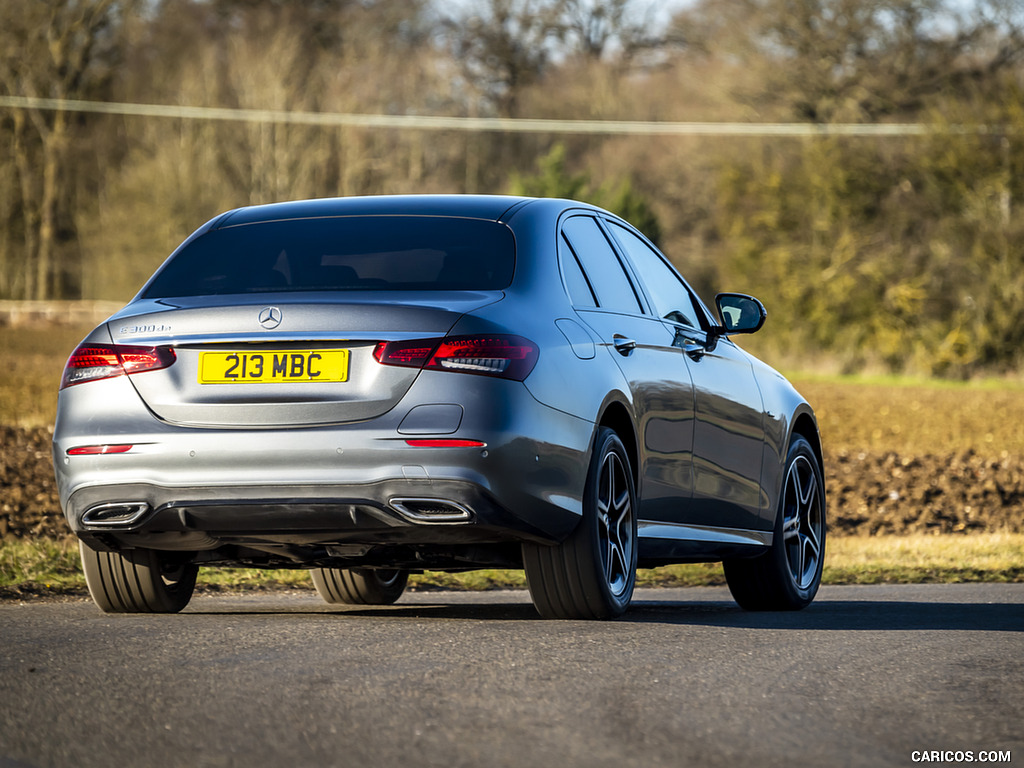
373;334;539;381
60;344;176;389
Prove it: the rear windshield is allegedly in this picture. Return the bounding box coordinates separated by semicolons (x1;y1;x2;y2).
141;216;516;298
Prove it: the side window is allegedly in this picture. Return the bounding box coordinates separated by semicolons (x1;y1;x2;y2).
558;235;597;308
609;223;704;329
561;216;643;315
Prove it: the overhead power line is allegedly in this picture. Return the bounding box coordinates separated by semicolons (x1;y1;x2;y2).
0;95;1000;137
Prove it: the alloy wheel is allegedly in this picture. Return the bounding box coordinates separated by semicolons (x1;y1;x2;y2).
596;451;634;598
781;454;823;590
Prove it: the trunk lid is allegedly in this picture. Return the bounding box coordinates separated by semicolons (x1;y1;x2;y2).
108;292;500;427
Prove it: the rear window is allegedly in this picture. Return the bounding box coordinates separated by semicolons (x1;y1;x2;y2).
141;216;516;298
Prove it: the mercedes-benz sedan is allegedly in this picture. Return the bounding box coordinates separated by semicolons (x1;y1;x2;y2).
53;195;825;618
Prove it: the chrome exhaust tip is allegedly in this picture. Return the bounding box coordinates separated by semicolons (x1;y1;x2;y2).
81;502;151;528
388;498;473;524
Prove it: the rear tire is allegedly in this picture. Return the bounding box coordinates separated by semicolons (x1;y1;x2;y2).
310;568;408;605
79;541;198;613
522;427;638;619
724;434;826;611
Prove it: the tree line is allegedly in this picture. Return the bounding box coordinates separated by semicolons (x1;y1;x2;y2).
1;0;1022;377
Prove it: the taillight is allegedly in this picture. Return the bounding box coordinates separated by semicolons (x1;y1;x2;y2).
60;344;176;389
374;334;539;381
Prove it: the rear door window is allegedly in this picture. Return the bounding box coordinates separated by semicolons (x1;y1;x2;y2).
558;235;598;308
608;222;706;329
560;216;643;315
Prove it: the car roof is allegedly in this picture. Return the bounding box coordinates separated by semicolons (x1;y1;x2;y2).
215;195;546;228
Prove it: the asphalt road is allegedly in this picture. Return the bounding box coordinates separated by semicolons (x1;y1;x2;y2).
1;584;1021;768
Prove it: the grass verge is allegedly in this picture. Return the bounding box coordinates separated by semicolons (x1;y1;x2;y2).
819;531;1024;584
2;533;1022;599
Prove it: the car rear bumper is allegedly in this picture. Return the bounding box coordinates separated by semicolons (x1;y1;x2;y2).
53;373;594;562
65;476;578;552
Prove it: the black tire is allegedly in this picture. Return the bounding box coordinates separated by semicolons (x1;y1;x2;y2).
79;541;198;613
522;427;638;619
724;434;826;611
310;568;409;605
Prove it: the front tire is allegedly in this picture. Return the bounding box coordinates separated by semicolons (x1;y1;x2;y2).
724;434;826;610
523;427;638;619
79;541;198;613
310;568;408;605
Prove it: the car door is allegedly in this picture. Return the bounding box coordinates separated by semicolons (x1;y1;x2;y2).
559;214;698;521
606;221;768;532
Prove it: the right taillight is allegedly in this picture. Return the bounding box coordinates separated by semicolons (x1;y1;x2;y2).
373;334;539;381
61;344;176;389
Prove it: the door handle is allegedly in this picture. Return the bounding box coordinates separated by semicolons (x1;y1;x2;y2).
612;335;637;356
681;337;707;361
673;328;709;361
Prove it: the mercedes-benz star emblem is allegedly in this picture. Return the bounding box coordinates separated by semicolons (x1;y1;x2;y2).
258;306;282;329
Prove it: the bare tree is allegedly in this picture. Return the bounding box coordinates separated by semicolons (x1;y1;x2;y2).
559;0;683;65
674;0;1024;122
442;0;566;117
0;0;139;300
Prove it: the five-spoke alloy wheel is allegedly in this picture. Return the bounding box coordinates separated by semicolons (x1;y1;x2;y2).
523;427;638;619
781;452;825;592
724;434;825;611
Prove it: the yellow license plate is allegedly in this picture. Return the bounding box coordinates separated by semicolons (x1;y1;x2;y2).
198;349;349;384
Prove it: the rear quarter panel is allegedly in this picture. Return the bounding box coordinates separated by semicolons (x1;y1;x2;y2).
493;201;635;428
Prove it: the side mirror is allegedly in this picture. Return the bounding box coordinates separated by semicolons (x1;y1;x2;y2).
711;293;767;339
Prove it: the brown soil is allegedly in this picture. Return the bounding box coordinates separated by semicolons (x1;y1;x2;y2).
827;449;1024;535
3;425;1022;541
1;425;65;540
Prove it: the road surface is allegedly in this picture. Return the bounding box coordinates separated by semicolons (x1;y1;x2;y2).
1;584;1021;767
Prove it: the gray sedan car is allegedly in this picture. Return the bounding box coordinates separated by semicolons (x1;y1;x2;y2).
53;195;825;619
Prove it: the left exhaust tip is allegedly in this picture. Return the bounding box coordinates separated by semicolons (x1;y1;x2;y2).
81;502;151;527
